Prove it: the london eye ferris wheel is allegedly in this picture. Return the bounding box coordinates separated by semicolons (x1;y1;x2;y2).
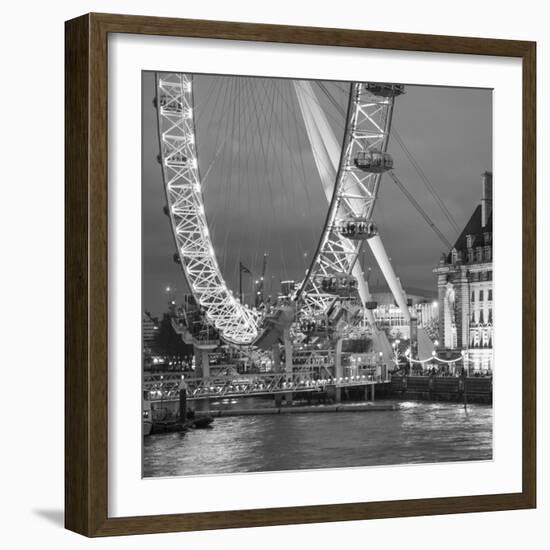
154;72;406;349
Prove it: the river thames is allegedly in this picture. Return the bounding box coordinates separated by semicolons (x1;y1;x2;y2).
143;400;492;477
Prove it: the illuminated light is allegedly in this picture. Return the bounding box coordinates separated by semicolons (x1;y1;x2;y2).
432;351;437;357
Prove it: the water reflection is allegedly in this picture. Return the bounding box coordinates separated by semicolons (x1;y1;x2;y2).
143;400;492;478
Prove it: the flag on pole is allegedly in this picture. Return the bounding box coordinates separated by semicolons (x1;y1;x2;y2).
240;262;251;275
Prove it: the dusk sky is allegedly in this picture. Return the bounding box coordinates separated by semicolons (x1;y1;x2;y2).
142;72;492;317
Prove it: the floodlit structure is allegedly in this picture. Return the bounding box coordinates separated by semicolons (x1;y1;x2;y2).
434;172;493;373
154;73;439;382
156;74;400;353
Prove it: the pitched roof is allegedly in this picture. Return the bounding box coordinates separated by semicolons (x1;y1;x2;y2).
446;205;492;262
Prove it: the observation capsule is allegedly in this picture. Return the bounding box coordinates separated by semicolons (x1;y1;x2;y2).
354;150;393;173
158;147;188;167
157;94;183;113
338;217;378;240
365;83;405;98
165;151;188;166
319;273;358;298
300;317;329;336
364;301;378;310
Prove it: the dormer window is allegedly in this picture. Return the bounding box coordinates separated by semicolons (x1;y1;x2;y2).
466;234;474;248
483;232;492;244
451;248;458;263
476;247;483;262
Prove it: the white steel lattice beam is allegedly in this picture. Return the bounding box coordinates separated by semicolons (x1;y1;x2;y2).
294;82;396;320
156;73;260;345
156;74;396;345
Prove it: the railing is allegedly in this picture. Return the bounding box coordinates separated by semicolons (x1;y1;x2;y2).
144;369;390;401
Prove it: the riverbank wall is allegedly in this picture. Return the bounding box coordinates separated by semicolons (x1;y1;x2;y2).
375;375;492;405
201;402;398;417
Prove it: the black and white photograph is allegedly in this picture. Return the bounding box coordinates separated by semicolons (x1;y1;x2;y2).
1;0;543;544
141;71;493;478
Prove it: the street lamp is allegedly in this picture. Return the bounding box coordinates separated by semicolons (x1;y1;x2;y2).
405;347;412;373
461;349;467;377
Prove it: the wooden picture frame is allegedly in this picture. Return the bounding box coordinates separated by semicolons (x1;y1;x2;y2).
65;12;536;537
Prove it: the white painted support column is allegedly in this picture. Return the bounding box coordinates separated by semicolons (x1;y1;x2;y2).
367;234;411;322
284;329;293;374
194;345;211;379
200;348;210;379
283;329;293;404
335;338;344;403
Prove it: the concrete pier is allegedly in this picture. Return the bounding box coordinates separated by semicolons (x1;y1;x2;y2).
201;402;398;418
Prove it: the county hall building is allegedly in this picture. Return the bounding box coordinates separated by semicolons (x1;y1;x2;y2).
433;172;493;373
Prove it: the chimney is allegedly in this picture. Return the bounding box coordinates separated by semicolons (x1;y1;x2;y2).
481;171;492;228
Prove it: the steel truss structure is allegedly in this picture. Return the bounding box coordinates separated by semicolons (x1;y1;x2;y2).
144;370;388;401
155;74;395;346
156;73;260;345
294;83;396;318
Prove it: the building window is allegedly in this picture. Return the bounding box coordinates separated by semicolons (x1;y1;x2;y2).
479;290;484;301
471;311;475;323
488;309;493;323
484;232;492;244
488;289;493;301
467;249;474;263
479;309;484;324
484;246;492;261
487;271;493;281
471;291;475;302
476;247;483;262
466;234;474;248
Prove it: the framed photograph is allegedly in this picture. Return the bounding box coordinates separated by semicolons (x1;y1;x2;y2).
65;13;536;536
